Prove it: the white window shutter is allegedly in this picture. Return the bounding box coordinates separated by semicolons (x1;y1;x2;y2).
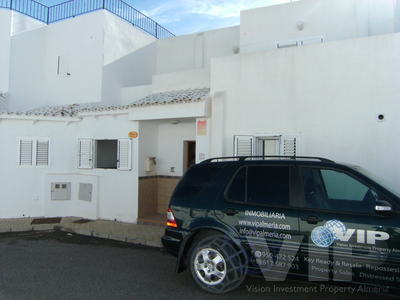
36;140;49;166
234;135;254;157
118;139;132;170
78;139;93;169
282;136;297;157
18;139;33;166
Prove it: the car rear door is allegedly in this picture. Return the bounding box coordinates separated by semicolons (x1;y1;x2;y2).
213;163;302;279
296;165;400;288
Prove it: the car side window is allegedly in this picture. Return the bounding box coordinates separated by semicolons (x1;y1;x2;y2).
247;166;290;206
301;167;375;214
321;169;369;201
226;167;246;203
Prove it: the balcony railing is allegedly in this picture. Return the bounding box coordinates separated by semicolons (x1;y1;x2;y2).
0;0;174;39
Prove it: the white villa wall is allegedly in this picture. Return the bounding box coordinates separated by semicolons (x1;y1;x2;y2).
138;121;159;177
121;84;152;105
0;119;76;218
7;9;158;110
71;115;139;223
138;120;196;177
8;27;46;110
240;0;400;53
0;10;11;93
8;11;105;111
211;33;400;194
156;120;196;177
0;115;139;223
103;12;156;66
155;26;239;75
0;9;46;95
152;68;209;93
101;12;157;104
10;10;46;36
101;41;156;104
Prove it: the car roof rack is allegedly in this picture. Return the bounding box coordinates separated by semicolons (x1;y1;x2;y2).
201;156;335;164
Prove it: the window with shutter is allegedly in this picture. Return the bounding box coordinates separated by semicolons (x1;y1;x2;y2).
234;136;254;157
78;139;93;169
117;139;132;170
18;139;33;166
282;137;297;157
36;140;49;166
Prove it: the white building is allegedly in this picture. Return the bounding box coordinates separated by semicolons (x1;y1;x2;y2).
0;0;399;224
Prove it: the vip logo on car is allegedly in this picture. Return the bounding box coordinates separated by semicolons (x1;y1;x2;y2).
311;220;390;247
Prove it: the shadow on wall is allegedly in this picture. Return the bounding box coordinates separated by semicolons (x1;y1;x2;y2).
101;42;157;105
396;0;400;32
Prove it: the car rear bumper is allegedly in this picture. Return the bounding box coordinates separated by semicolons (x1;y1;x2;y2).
161;227;184;256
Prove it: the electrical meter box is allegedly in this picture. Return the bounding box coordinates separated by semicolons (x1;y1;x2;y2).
79;183;93;202
51;182;71;200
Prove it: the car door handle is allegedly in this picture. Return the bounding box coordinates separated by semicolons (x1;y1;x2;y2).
223;208;239;216
301;215;323;224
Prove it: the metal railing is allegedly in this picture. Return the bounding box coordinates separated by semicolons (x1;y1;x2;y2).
0;0;48;23
0;0;174;39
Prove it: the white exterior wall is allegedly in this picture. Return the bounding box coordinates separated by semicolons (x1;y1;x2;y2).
101;12;157;104
155;26;240;75
121;84;152;105
152;68;210;93
138;121;159;177
0;10;11;93
76;116;139;222
138;120;196;177
0;119;76;218
156;120;196;177
211;33;400;194
8;11;105;111
0;115;139;223
240;0;400;53
10;10;46;36
7;10;158;110
0;9;46;95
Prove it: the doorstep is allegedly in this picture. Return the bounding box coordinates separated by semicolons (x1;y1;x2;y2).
137;213;165;227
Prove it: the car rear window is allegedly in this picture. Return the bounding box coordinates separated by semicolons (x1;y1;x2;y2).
173;165;224;199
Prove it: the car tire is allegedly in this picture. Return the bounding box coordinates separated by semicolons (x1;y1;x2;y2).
188;232;248;294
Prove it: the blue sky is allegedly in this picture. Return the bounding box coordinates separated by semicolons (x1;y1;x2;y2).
38;0;292;35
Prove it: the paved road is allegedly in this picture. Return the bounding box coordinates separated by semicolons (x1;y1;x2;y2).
0;231;394;300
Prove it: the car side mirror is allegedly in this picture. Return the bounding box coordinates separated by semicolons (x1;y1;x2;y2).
375;200;393;213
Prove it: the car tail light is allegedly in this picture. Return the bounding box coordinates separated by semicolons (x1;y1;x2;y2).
167;208;178;228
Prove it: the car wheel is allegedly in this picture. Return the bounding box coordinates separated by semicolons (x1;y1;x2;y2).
188;232;248;294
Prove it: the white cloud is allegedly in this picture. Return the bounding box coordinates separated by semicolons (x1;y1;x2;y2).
189;0;283;18
145;0;289;23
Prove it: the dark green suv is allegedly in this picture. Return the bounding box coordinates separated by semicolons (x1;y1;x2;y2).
162;156;400;294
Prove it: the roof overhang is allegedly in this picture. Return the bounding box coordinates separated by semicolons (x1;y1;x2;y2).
128;98;210;121
0;114;81;122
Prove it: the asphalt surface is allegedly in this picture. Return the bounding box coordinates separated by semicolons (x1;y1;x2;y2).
0;231;395;300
